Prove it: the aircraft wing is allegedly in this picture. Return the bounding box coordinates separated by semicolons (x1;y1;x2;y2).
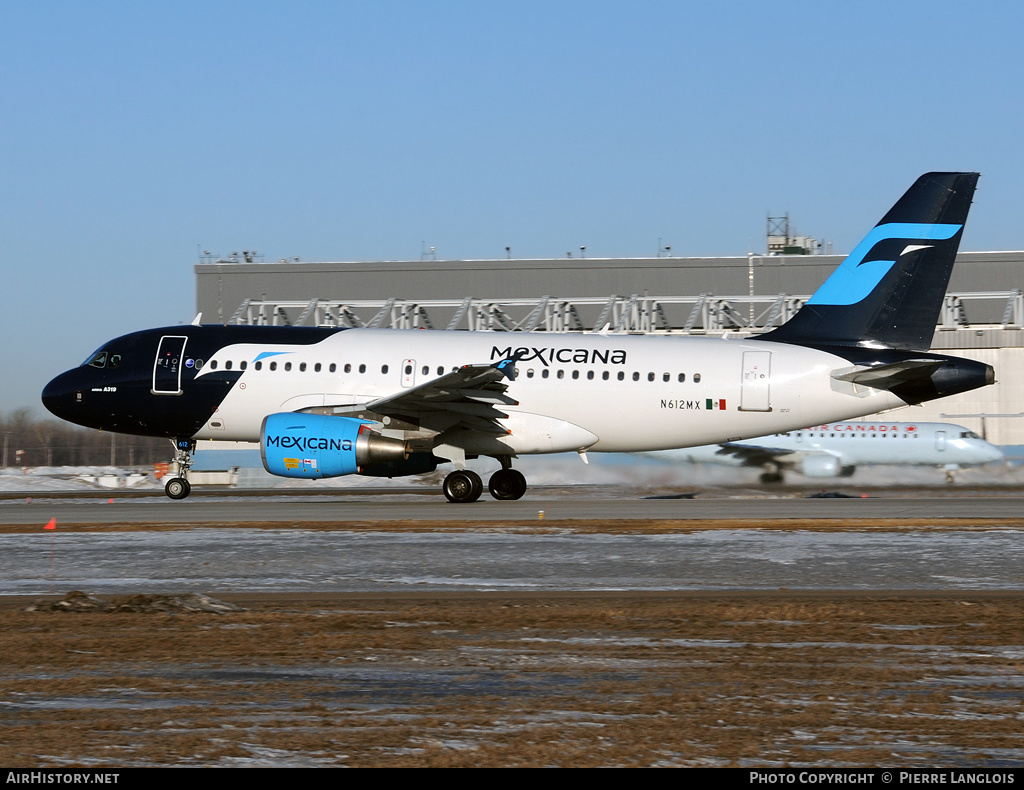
714;442;800;467
362;361;519;434
715;442;844;467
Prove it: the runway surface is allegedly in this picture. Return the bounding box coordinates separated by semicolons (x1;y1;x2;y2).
2;485;1024;525
1;487;1021;596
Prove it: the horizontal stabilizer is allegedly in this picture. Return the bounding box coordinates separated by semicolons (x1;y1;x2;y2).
831;359;945;391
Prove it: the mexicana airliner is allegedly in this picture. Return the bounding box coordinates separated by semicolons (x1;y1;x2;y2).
42;173;994;502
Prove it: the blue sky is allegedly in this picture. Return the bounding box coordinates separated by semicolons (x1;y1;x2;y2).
3;1;1023;411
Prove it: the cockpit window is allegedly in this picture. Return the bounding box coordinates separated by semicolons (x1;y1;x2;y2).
86;351;107;368
108;354;121;369
961;431;980;439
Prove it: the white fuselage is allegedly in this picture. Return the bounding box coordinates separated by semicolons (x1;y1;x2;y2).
192;329;908;453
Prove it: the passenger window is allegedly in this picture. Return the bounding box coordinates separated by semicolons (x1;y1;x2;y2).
618;372;624;381
693;373;702;383
343;363;350;373
571;370;579;380
632;372;639;381
542;369;550;379
254;361;262;371
678;373;685;382
421;365;428;375
270;362;277;371
381;364;388;374
314;363;321;372
587;371;594;380
300;362;307;372
330;363;337;373
557;370;564;379
437;366;444;375
662;373;670;382
647;372;655;382
240;361;247;370
284;362;292;371
405;365;413;375
602;371;609;380
527;369;535;378
211;360;218;370
359;364;366;373
228;360;235;370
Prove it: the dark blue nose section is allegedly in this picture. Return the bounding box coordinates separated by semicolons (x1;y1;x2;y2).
41;370;85;424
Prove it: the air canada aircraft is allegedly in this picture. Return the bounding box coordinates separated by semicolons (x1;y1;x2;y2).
644;421;1003;484
42;172;995;502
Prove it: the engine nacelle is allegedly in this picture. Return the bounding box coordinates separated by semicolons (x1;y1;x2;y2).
357;452;439;478
260;413;408;479
797;454;842;478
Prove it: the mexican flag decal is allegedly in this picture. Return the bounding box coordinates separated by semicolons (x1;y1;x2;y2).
706;398;727;411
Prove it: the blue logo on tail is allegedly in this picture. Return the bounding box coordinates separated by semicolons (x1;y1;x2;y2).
807;223;962;306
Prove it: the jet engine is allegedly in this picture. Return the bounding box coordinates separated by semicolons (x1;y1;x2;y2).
260;413;408;479
797;454;842;478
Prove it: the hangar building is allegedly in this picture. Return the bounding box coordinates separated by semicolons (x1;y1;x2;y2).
195;251;1024;445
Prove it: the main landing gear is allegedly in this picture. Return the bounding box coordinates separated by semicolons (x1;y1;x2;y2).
164;439;195;500
441;460;528;504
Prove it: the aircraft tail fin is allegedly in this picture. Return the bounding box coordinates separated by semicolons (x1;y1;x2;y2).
758;172;979;351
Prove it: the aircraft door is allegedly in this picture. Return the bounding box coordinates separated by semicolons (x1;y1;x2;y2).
153;335;188;395
740;351;772;412
935;430;947;451
401;359;416;388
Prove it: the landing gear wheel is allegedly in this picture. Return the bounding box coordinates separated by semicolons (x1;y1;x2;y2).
488;468;527;500
166;438;196;500
443;470;483;503
759;472;784;485
165;477;191;500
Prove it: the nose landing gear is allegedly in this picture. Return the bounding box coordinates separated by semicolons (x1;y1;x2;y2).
164;439;196;500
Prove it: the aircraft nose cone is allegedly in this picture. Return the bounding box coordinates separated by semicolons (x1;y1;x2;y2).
985;445;1005;463
41;371;78;421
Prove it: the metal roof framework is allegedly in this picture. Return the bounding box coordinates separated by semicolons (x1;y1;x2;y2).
224;289;1024;336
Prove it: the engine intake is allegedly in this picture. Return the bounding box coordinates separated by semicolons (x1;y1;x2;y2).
260;413;408;478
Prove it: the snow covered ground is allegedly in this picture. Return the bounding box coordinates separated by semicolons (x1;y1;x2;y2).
2;526;1023;595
